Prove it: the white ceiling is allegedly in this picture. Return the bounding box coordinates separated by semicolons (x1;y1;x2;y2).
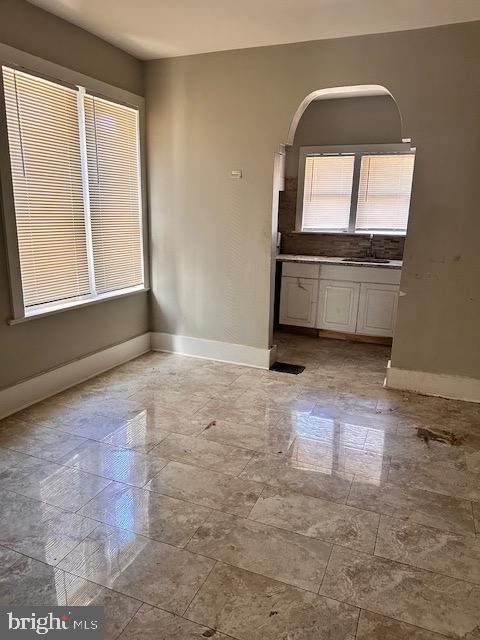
27;0;480;60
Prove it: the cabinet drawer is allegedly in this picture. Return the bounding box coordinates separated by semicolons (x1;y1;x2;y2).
282;262;320;279
319;265;401;285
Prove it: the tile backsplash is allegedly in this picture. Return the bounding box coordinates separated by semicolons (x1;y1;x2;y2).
278;177;405;260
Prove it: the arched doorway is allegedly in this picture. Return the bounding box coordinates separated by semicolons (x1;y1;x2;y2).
269;84;412;353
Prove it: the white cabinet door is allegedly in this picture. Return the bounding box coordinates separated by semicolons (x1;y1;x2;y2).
279;277;318;327
357;283;399;337
317;280;360;333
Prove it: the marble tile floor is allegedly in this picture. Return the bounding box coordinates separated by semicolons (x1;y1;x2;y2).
0;331;480;639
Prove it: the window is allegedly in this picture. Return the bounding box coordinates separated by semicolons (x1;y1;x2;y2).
302;155;355;231
1;66;145;319
297;144;415;234
356;154;415;232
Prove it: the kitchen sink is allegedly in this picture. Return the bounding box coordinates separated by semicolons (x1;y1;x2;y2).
342;257;390;264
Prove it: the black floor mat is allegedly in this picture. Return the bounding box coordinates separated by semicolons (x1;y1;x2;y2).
270;361;305;375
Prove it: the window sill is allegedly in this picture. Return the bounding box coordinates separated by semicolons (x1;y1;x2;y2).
292;230;407;237
8;285;149;325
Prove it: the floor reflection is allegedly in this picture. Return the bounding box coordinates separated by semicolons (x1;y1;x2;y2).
285;412;386;482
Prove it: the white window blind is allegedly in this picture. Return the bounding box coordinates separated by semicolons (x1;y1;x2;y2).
301;155;355;230
2;65;145;317
84;95;143;294
355;154;415;231
3;67;90;308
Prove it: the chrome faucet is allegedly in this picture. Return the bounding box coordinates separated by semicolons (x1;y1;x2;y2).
365;234;375;258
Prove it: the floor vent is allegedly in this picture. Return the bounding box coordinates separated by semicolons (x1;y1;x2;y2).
270;362;305;375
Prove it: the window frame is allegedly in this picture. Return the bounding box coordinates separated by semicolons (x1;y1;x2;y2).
295;143;415;236
0;45;149;324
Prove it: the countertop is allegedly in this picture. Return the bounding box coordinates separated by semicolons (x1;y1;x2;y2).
276;254;403;270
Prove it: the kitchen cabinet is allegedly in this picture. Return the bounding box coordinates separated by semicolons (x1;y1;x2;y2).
357;283;398;336
278;260;400;338
317;280;360;333
279;277;318;327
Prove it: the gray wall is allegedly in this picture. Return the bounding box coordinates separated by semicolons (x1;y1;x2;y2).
0;0;148;389
146;21;480;380
285;95;401;176
0;0;143;95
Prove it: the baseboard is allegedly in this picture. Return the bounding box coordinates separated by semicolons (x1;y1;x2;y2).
385;361;480;403
278;324;392;345
318;329;392;345
151;332;274;370
278;324;319;337
269;344;278;368
0;331;276;420
0;333;151;420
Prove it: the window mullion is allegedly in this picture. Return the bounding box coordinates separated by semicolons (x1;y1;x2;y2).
348;153;362;233
76;86;96;297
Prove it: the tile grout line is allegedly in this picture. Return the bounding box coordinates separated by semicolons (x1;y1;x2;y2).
244;484;266;520
181;559;219;619
182;508;215;550
345;472;355;504
317;543;335;595
112;599;144;640
372;512;382;557
470;500;478;535
353;606;362;639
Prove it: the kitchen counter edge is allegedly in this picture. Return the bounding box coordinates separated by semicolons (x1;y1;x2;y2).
276;254;402;270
